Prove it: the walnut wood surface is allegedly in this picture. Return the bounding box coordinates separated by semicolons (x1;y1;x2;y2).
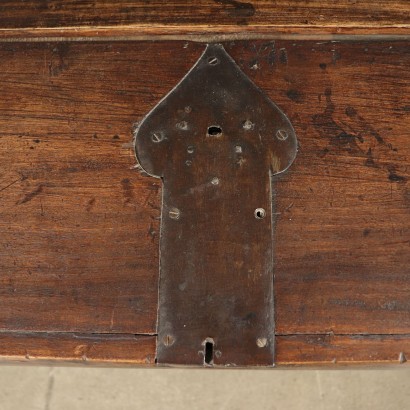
276;334;410;366
0;40;409;365
0;333;408;367
0;1;409;39
0;332;156;365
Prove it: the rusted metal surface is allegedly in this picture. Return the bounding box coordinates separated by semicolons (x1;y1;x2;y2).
134;44;297;366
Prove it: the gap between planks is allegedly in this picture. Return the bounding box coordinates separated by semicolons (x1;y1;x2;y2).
0;29;409;43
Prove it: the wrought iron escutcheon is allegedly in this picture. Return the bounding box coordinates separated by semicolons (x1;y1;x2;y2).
134;44;297;366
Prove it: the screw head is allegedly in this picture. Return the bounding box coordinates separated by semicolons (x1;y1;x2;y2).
208;56;219;65
151;132;164;143
211;177;219;185
256;337;268;348
163;335;175;346
276;129;289;141
169;207;181;220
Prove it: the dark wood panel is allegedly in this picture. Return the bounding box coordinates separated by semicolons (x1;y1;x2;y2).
0;332;156;365
0;40;409;364
276;334;410;366
0;1;409;39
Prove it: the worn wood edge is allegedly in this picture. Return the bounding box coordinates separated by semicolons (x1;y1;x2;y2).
275;335;410;367
1;332;409;367
0;332;156;366
0;25;409;42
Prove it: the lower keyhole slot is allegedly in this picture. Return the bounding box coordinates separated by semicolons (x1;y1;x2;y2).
204;340;214;365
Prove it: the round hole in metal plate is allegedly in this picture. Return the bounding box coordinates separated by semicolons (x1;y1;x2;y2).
254;208;266;219
207;125;222;137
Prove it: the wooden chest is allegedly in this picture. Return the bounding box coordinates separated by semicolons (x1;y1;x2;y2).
0;1;409;367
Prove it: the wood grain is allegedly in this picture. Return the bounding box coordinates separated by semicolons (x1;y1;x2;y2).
276;334;410;366
0;1;409;39
0;40;409;365
0;41;174;334
226;41;410;336
225;40;409;337
0;332;156;365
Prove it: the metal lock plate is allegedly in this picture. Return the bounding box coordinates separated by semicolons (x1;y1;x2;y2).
135;44;297;366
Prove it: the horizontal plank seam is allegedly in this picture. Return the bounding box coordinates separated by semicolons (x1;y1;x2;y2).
1;23;410;30
1;331;409;338
0;330;157;338
0;34;410;43
276;333;410;337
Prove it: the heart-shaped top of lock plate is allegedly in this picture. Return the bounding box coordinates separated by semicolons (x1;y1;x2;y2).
134;43;297;181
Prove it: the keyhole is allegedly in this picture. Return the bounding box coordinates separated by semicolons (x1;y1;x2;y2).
204;340;214;365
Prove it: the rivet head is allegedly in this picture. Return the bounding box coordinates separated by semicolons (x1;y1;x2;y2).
276;129;289;141
169;208;181;220
151;132;164;143
256;338;267;348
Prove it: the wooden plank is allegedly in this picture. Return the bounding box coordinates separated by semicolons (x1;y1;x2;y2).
1;332;408;367
276;334;410;366
0;332;156;365
233;40;410;336
0;41;177;334
0;1;409;39
0;40;409;364
225;41;410;336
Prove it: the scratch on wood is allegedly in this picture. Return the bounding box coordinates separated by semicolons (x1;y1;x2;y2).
0;178;20;194
16;184;43;205
121;178;134;204
86;197;96;212
110;308;116;330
